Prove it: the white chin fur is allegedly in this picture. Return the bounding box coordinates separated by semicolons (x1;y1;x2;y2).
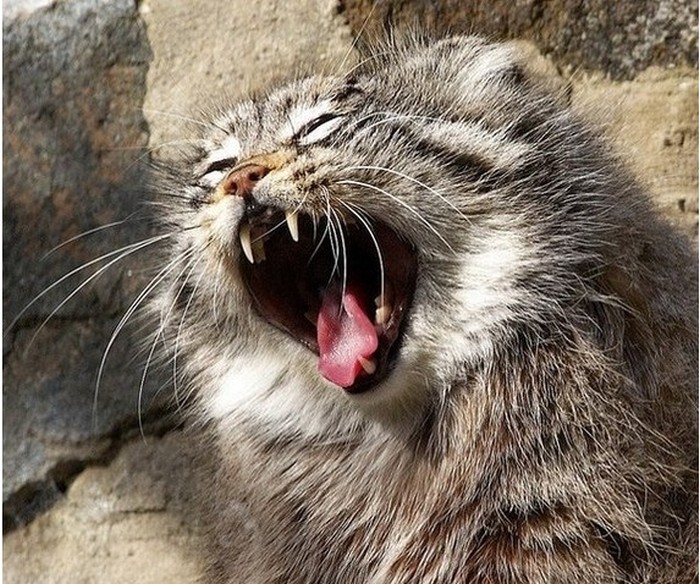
206;340;365;440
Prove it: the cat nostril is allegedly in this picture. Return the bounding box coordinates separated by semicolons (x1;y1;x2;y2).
222;163;271;197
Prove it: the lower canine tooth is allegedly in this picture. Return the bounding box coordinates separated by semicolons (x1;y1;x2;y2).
239;223;254;264
375;304;391;325
285;210;299;242
358;356;377;375
375;282;394;307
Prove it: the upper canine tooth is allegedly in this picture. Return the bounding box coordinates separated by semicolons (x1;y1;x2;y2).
285;210;299;242
239;222;254;264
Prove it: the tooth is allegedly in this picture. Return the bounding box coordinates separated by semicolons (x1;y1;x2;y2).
358;356;377;375
286;210;299;242
375;304;392;325
252;237;266;263
239;222;254;264
374;282;394;308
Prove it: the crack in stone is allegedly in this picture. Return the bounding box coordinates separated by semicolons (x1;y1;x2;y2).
3;406;181;535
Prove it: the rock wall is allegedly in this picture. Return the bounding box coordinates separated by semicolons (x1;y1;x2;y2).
3;0;697;582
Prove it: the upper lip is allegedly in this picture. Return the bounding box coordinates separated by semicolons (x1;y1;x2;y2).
235;201;418;393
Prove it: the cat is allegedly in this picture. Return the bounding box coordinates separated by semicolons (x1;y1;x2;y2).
147;33;698;583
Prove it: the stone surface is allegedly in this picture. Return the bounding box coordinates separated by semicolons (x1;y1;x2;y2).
140;0;355;149
572;68;699;240
3;0;153;325
3;0;172;531
343;0;698;80
3;1;697;583
3;317;174;528
3;431;207;584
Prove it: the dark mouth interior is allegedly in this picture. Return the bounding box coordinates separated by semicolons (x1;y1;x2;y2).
239;206;417;393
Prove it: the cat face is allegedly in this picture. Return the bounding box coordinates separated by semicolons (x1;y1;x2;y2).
153;36;598;432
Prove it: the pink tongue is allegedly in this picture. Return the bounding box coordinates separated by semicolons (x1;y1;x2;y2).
317;283;378;388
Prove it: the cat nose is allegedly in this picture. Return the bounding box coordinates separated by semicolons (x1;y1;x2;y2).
221;163;271;198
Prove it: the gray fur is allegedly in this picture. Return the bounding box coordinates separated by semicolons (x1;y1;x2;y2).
149;34;697;583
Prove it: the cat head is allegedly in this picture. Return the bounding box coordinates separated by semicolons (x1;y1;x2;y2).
150;35;622;435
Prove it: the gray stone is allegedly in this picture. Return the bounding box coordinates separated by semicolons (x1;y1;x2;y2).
343;0;698;80
2;0;170;529
3;0;153;326
3;431;207;584
3;317;173;527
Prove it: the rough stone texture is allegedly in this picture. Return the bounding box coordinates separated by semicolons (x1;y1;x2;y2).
141;0;355;149
2;0;172;531
4;0;153;324
343;0;698;80
3;1;697;583
3;431;206;584
572;68;698;241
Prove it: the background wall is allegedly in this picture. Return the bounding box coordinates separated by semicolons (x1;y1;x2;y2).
3;0;697;581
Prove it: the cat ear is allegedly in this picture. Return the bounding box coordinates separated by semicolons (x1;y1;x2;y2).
502;41;572;106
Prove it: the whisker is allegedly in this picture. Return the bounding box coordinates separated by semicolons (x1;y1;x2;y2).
141;108;211;129
330;208;349;307
93;245;197;427
40;212;146;261
325;197;341;285
172;253;209;410
345;164;471;224
308;211;333;267
337;200;386;306
332;0;377;77
139;248;202;435
338;178;455;253
12;232;176;345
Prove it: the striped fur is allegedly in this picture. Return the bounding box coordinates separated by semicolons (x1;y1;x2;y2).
149;34;697;583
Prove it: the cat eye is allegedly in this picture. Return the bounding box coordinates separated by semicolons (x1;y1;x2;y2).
197;157;237;187
295;113;345;145
202;157;237;177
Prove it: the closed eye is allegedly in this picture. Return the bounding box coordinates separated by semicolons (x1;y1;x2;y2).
197;157;237;188
202;157;237;176
295;113;345;145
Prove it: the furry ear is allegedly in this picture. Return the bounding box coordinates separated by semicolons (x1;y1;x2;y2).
502;40;572;105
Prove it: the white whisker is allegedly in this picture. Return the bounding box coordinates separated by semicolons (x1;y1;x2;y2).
330;208;349;305
325;198;342;286
338;200;386;306
16;233;178;351
40;212;144;260
141;108;211;129
172;253;209;410
93;245;196;427
346;164;471;224
338;178;455;253
332;0;377;77
138;247;202;435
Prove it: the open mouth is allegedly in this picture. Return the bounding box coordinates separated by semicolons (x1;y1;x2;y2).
237;205;417;393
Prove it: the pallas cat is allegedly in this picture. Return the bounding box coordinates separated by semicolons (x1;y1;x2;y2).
146;34;697;583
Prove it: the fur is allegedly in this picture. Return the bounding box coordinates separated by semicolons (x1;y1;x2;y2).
148;34;697;583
